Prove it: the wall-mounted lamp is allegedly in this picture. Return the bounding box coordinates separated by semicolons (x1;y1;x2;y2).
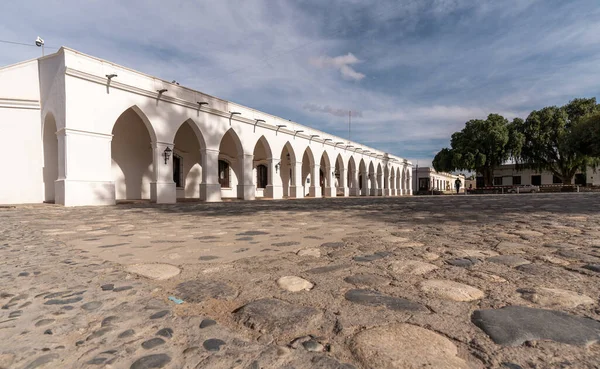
171;80;179;85
309;134;319;143
254;119;265;132
163;146;172;164
323;138;332;146
276;124;286;134
294;130;304;138
229;112;241;126
275;162;281;173
157;89;168;94
334;141;344;149
106;74;117;79
197;101;208;108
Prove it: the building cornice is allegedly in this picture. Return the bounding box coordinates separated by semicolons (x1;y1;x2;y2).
0;98;40;110
63;65;410;165
56;127;112;139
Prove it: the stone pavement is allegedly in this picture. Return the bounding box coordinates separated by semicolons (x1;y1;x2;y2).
1;193;600;368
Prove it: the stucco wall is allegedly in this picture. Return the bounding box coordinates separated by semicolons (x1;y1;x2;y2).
0;60;43;205
0;107;44;204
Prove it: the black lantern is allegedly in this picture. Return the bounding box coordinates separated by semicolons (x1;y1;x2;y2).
163;147;172;164
275;162;281;173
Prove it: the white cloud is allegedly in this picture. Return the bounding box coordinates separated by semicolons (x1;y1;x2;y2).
309;53;365;81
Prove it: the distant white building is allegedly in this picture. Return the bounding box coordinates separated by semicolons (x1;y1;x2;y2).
476;164;599;187
413;167;465;194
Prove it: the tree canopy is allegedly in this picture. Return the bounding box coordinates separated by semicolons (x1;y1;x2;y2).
572;111;600;158
432;114;519;186
513;98;600;183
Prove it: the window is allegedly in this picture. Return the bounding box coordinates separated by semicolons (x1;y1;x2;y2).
418;178;429;190
476;176;484;188
218;160;230;188
173;154;183;188
256;164;268;189
512;176;521;185
531;175;542;186
575;173;586;185
553;175;562;184
493;177;502;186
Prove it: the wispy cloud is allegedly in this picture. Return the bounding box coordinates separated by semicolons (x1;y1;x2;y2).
309;53;365;81
303;103;363;118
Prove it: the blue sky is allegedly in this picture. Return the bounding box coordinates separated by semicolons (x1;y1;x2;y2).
2;0;600;167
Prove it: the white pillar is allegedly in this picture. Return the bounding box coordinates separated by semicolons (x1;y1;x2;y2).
265;157;283;199
338;167;349;197
237;153;255;200
309;164;322;197
151;141;176;204
200;148;221;202
383;171;390;196
54;129;116;206
349;169;360;196
324;166;336;197
362;172;369;196
289;161;304;198
408;172;413;195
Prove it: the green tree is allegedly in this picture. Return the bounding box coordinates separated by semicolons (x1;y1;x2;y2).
572;111;600;157
432;148;454;173
514;98;599;184
433;114;518;186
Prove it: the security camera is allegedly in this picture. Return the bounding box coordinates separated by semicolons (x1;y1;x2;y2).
35;36;44;47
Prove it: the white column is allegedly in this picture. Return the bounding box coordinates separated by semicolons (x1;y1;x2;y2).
309;164;322;197
289;161;304;198
362;172;369;196
200;148;221;202
324;166;336;197
265;157;283;199
338;167;349;197
408;171;413;195
237;153;255;200
349;169;360;196
383;171;391;196
369;174;376;196
150;141;176;204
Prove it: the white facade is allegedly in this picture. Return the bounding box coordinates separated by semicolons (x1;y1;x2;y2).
479;164;598;187
0;47;412;206
413;167;465;194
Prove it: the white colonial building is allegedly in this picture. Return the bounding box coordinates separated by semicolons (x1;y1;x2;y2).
0;47;412;206
477;164;599;187
413;167;465;194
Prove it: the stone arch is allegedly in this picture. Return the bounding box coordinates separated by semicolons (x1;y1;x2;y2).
388;164;394;195
253;135;272;197
302;146;316;197
347;156;357;191
280;142;296;198
376;162;383;195
172;118;206;150
218;128;244;199
368;161;376;196
42;113;58;203
396;167;402;195
359;158;367;196
173;119;206;200
319;151;332;196
111;107;154;201
335;153;345;196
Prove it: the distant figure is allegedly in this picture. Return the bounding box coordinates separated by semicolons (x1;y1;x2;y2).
455;178;462;194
